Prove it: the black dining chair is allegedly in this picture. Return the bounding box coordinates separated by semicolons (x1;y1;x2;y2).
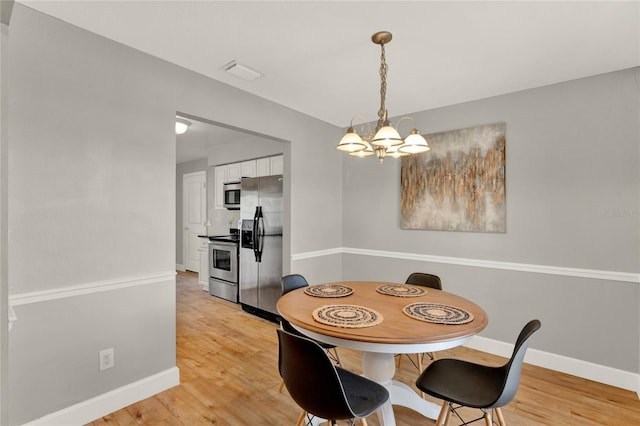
278;274;342;393
277;328;389;426
415;319;541;426
397;272;443;372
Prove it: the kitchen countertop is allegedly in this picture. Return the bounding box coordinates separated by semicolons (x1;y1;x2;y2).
198;234;240;243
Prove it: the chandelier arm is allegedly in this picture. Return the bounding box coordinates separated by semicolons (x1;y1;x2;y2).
349;114;374;138
395;116;416;136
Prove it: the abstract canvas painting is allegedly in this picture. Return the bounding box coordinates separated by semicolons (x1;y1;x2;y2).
400;122;506;232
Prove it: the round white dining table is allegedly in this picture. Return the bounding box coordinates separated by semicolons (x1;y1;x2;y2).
276;281;488;426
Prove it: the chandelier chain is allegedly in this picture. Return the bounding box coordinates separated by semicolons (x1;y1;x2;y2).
378;42;388;122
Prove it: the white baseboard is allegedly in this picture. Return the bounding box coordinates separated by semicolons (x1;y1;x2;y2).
176;264;186;272
466;336;640;397
23;367;180;426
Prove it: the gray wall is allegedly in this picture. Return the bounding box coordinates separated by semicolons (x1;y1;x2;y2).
6;4;341;425
208;137;285;167
341;68;640;373
0;3;11;424
176;158;208;267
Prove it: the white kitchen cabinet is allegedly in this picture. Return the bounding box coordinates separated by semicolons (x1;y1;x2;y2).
214;166;227;210
256;157;270;177
241;160;257;178
270;155;284;175
257;155;284;177
215;156;282;210
198;239;209;291
227;162;242;182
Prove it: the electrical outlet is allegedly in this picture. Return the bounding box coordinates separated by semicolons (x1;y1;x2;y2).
99;348;114;371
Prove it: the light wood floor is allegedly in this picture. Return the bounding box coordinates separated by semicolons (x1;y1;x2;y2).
87;271;640;425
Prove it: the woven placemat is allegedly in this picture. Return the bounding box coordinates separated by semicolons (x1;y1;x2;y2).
312;304;383;328
376;284;426;297
403;303;474;325
304;284;354;298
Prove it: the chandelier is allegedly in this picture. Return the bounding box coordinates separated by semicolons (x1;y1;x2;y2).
336;31;430;163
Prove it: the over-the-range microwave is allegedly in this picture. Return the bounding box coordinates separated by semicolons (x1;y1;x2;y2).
223;181;241;210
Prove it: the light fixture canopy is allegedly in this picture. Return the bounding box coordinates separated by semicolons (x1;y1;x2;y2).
175;118;191;135
336;31;430;163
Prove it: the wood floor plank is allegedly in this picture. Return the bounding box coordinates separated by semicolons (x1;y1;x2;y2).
86;271;640;426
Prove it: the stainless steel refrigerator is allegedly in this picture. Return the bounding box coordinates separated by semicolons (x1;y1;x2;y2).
239;175;283;319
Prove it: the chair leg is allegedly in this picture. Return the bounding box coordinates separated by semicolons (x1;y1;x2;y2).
483;409;492;426
278;378;285;393
435;401;449;426
295;410;306;426
443;405;452;426
331;348;342;366
495;407;506;426
359;418;368;426
396;353;403;368
417;354;425;398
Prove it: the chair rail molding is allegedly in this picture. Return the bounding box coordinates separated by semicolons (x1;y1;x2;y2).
291;247;640;284
9;271;177;306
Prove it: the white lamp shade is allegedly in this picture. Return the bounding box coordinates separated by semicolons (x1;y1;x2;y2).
386;144;409;158
399;130;430;154
349;140;374;157
372;125;403;147
175;118;191;135
337;128;366;152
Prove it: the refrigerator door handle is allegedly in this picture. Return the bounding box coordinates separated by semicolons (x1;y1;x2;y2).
253;206;263;262
257;213;265;263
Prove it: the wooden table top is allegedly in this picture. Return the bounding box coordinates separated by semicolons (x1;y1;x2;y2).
277;281;488;346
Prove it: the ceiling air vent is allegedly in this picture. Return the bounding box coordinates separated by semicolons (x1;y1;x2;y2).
221;60;262;81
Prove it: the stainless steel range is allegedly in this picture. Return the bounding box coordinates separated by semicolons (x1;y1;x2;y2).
208;231;239;303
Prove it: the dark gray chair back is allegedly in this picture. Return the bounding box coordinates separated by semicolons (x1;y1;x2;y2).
405;272;442;290
277;329;377;420
281;274;309;295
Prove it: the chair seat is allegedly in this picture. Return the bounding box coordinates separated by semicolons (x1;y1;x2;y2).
337;368;389;418
417;358;506;408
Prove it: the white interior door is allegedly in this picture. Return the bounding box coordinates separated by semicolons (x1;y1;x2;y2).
183;171;206;272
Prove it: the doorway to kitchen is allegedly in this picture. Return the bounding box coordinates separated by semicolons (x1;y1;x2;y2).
174;112;290;288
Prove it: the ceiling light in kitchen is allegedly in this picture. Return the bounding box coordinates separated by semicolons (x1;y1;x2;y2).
175;117;191;135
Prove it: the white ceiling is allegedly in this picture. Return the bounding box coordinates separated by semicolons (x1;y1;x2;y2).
175;117;268;164
17;1;640;163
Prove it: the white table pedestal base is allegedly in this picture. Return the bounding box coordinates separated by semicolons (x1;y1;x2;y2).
362;352;440;426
